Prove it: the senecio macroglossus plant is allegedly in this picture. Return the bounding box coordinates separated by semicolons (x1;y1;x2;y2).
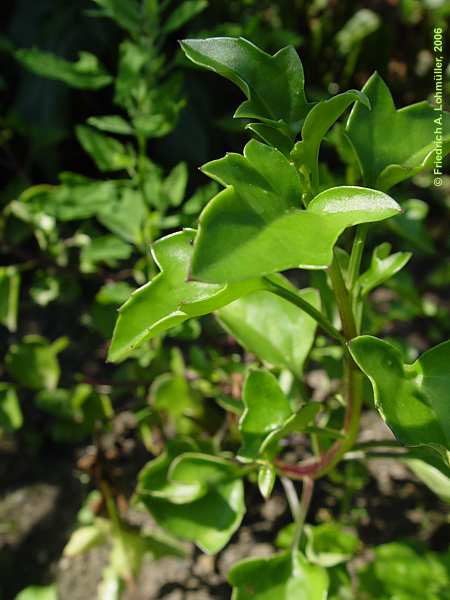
108;37;450;598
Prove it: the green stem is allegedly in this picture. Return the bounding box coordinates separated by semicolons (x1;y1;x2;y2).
327;252;357;340
263;276;346;346
282;477;314;551
347;224;367;291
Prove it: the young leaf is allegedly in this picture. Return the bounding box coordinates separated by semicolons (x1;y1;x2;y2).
180;37;310;135
163;0;208;34
349;336;450;463
108;230;263;362
137;451;245;554
346;72;450;189
258;463;276;499
87;115;134;135
76;126;134;172
304;523;359;567
192;140;401;282
15;49;112;89
238;370;292;461
0;266;20;331
63;519;110;557
298;89;370;189
80;235;133;270
92;0;141;33
357;242;412;296
259;404;321;456
217;283;320;376
228;551;329;600
97;188;147;244
161;162;188;207
6;335;65;391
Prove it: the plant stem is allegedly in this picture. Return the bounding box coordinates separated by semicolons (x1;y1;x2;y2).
347;224;367;291
263;276;346;346
327;252;357;340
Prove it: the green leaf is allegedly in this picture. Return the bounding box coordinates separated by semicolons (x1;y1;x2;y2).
80;235;133;271
6;335;65;391
162;162;188;207
388;198;435;255
192;140;401;283
108;230;263;362
163;1;208;34
238;370;292;461
0;266;20;331
15;586;58;600
15;49;112;89
180;37;309;135
304;523;359;567
259;404;321;456
92;0;141;33
0;383;22;431
137;450;245;554
19;179;118;221
403;449;450;503
228;550;329;600
87;115;134;135
299;89;370;189
151;373;202;434
76;126;134;172
63;519;110;557
357;242;412;296
349;336;450;463
217;283;320;376
346;72;450;189
258;463;276;499
97;188;147;244
358;542;450;599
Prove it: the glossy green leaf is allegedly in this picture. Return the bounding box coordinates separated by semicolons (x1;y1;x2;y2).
163;0;208;34
217;283;319;376
0;383;22;431
258;463;276;499
238;370;292;461
6;335;66;391
180;37;309;135
346;72;450;189
15;48;112;89
137;449;245;554
87;115;134;135
357;242;412;296
0;266;20;331
349;336;450;463
299;89;369;189
14;586;58;600
192;140;401;283
108;230;263;362
76;126;134;172
228;550;329;600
